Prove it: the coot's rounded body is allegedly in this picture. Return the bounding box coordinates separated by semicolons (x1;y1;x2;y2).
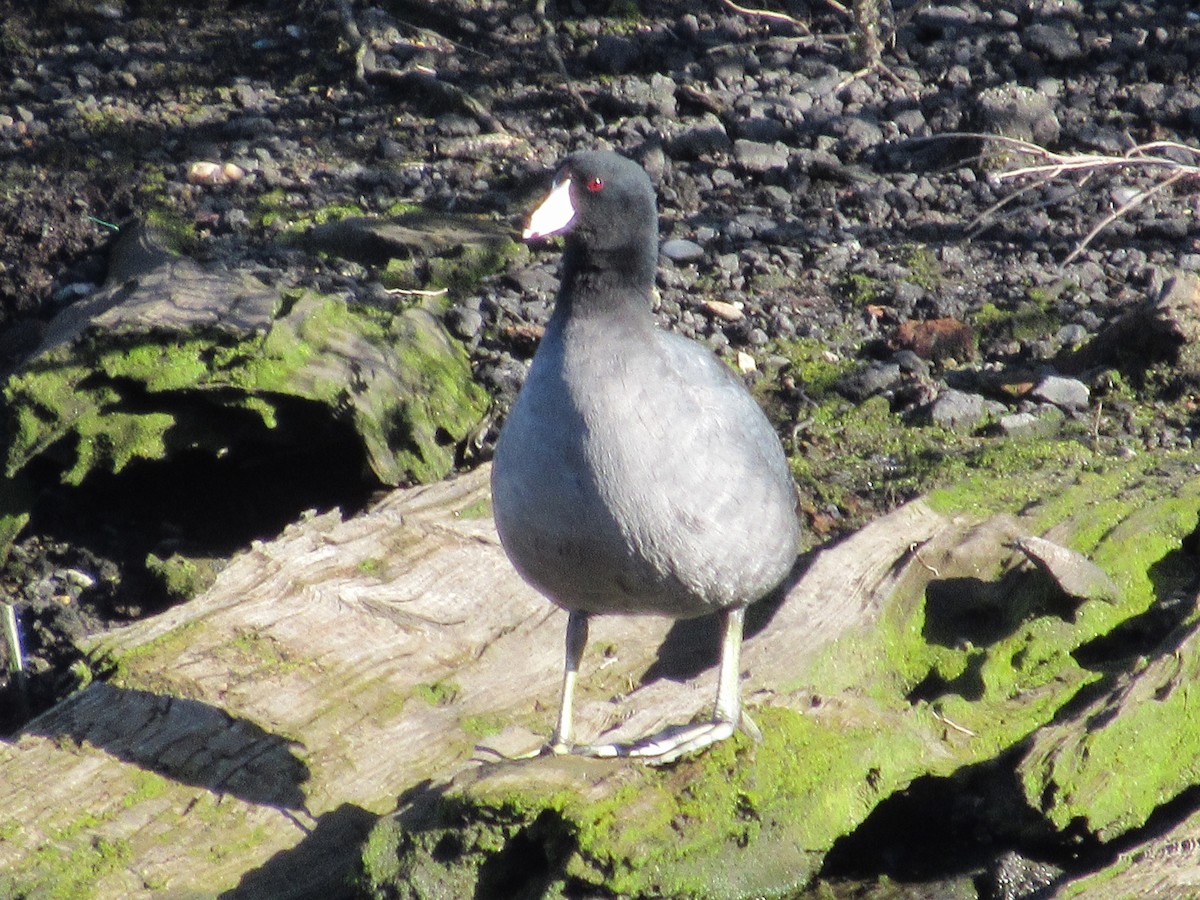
493;305;799;619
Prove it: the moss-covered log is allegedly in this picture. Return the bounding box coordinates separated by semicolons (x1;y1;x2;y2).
354;457;1200;899
2;448;1196;897
0;223;490;556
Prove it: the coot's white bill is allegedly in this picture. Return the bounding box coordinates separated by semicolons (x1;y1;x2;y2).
523;177;576;240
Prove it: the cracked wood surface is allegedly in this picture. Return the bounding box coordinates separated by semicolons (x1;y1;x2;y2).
0;465;950;897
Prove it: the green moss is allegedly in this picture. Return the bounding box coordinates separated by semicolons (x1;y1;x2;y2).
253;188;292;229
898;244;944;291
0;475;32;564
459;713;508;739
352;449;1200;898
841;272;886;306
122;770;169;809
89;621;208;696
973;285;1066;343
761;336;1101;535
770;337;852;398
140;208;197;255
357;706;943;899
357;557;384;576
455;497;492;520
257;195;369;235
225;628;305;680
0;288;488;536
414;680;461;707
144;552;203;602
1017;608;1200;841
426;239;522;299
11;809;134;900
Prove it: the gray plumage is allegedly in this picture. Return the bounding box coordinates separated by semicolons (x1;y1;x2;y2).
491;150;800;761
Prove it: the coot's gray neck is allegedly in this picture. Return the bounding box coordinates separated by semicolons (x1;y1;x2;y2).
556;238;657;320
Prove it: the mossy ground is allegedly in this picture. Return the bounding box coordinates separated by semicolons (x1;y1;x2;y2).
757;334;1103;543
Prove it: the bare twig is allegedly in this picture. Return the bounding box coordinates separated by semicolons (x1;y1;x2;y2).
533;0;601;128
922;132;1200;262
718;0;812;31
333;0;507;133
386;286;450;297
933;709;978;737
3;604;28;718
1063;169;1189;264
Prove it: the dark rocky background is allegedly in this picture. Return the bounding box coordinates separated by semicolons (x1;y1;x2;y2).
1;0;1199;895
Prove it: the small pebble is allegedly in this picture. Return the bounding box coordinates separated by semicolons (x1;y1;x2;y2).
732;139;790;173
1031;375;1090;411
661;239;705;263
703;300;745;322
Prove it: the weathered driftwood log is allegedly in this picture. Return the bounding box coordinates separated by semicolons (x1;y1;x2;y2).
0;455;1197;898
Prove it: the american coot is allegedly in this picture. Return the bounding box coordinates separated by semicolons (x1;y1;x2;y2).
492;151;801;764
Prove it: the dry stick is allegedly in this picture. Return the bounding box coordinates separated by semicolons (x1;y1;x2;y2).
533;0;600;128
386;286;450;297
333;0;368;86
718;0;812;31
1063;170;1189;264
335;0;507;133
966;177;1055;237
923;132;1200;260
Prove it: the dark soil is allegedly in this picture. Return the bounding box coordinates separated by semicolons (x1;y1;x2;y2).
2;0;1199;891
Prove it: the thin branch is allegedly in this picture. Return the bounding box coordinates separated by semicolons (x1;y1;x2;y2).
965;176;1053;237
534;0;601;128
1063;169;1189;264
334;0;507;133
718;0;812;31
386;286;450;297
918;132;1200;262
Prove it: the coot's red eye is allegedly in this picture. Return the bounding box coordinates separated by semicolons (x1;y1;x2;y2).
586;176;604;193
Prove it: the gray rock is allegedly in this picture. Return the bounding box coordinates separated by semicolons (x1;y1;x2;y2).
916;5;977;28
892;108;927;136
661;239;705;263
647;73;677;118
735;116;787;143
892;350;930;378
667;115;731;158
733;139;790;173
732;212;777;240
835;116;884;156
1056;323;1089;347
926;389;992;430
998;407;1063;438
837;362;902;401
511;267;557;294
589;35;640;75
998;411;1041;436
757;185;792;209
445;306;484;340
977;84;1061;145
988;849;1064;900
1031;375;1090;411
1023;22;1082;62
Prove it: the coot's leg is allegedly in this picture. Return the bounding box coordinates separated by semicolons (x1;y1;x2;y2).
549;609;589;754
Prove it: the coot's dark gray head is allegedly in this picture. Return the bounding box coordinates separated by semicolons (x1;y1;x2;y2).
524;151;658;284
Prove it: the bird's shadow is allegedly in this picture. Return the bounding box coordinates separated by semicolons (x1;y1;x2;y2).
640;551;813;685
19;680;310;811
